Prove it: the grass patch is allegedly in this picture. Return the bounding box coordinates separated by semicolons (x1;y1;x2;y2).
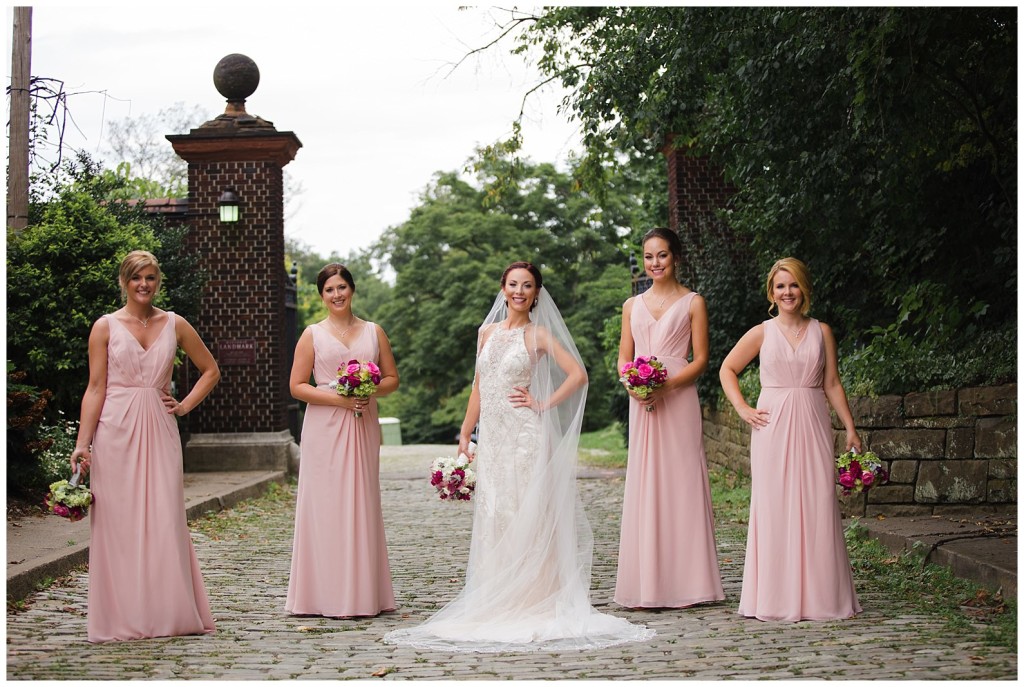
191;480;294;539
708;466;751;533
578;423;628;469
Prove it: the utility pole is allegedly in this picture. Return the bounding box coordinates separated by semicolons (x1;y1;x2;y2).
8;6;32;233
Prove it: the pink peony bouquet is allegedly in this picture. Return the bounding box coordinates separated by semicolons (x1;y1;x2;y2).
619;355;669;411
44;469;93;522
430;456;476;503
836;449;888;495
329;359;382;418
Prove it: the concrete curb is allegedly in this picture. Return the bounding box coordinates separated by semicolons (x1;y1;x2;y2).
183;471;289;521
857;515;1017;599
6;543;91;606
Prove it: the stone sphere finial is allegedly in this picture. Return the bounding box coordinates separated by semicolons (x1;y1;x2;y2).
213;54;260;103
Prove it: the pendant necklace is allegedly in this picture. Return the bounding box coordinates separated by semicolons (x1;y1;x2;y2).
648;291;669;310
128;310;154;328
788;319;807;339
328;318;356;339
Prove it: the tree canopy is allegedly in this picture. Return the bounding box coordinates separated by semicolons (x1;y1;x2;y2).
514;6;1016;393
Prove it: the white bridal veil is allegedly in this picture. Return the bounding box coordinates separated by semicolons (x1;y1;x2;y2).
384;287;654;652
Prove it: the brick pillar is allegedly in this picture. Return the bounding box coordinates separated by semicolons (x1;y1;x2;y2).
166;54;302;472
663;135;738;285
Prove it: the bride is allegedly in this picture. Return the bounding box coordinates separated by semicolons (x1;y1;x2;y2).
384;262;654;652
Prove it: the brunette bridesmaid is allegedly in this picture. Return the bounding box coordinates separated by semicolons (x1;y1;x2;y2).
285;263;399;617
720;257;861;621
614;228;725;608
70;250;220;642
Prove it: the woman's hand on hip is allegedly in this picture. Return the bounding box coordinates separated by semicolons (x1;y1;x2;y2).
738;405;770;429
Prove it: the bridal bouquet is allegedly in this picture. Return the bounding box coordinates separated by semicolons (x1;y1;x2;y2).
329;359;382;418
44;469;93;522
430;456;476;503
836;449;889;495
619;355;669;411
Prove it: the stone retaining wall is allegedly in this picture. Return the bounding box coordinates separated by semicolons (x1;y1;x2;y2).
702;384;1017;518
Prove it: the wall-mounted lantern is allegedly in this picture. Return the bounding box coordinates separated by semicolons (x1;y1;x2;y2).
218;188;240;223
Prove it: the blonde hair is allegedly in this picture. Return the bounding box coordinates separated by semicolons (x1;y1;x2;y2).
118;250;162;302
765;257;812;316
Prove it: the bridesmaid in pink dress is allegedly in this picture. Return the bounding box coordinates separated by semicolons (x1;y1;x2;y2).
285;263;398;617
614;228;725;608
720;257;862;622
70;250;221;643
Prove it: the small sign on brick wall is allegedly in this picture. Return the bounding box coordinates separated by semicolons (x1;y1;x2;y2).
218;338;257;366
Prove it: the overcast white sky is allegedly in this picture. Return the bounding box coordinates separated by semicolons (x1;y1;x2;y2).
15;2;584;257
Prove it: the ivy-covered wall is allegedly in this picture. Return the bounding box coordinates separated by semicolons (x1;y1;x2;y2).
703;384;1017;517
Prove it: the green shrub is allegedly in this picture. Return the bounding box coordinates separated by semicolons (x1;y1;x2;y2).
6;363;54;498
840;281;1016;396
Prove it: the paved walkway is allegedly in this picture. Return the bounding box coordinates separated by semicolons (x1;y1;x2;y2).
5;445;1017;679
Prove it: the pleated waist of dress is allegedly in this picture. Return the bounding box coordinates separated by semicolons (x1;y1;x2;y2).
644;353;687;371
107;384;166;391
760;384;824;391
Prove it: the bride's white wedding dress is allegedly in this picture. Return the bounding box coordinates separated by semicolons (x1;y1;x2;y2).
384;290;653;653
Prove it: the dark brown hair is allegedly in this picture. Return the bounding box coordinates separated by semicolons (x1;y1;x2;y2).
316;263;355;295
641;227;684;266
501;261;543;310
501;261;543;290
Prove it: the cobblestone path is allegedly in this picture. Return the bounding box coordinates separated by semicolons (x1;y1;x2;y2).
6;448;1017;679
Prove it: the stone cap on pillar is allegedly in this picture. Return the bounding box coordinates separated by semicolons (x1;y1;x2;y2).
165;53;302;165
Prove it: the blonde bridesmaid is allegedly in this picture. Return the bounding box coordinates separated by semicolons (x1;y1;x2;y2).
70;250;220;642
614;228;725;608
720;257;861;622
285;263;398;617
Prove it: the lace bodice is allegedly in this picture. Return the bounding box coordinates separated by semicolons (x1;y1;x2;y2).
478;326;532;422
473;326;540;542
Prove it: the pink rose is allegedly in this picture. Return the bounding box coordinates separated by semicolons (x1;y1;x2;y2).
430;471;443;486
346;362;362;375
860;471;875;486
620;362;634;376
366;361;380;376
637;363;654;379
53;504;70;518
636;356;650;365
838;472;856;488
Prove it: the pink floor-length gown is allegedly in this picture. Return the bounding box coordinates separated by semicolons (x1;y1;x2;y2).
285;322;395;617
88;313;215;643
615;291;725;608
738;318;862;621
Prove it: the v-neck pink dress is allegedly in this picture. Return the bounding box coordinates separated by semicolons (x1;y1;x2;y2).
738;318;861;621
285;322;395;617
614;292;725;608
88;313;215;643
